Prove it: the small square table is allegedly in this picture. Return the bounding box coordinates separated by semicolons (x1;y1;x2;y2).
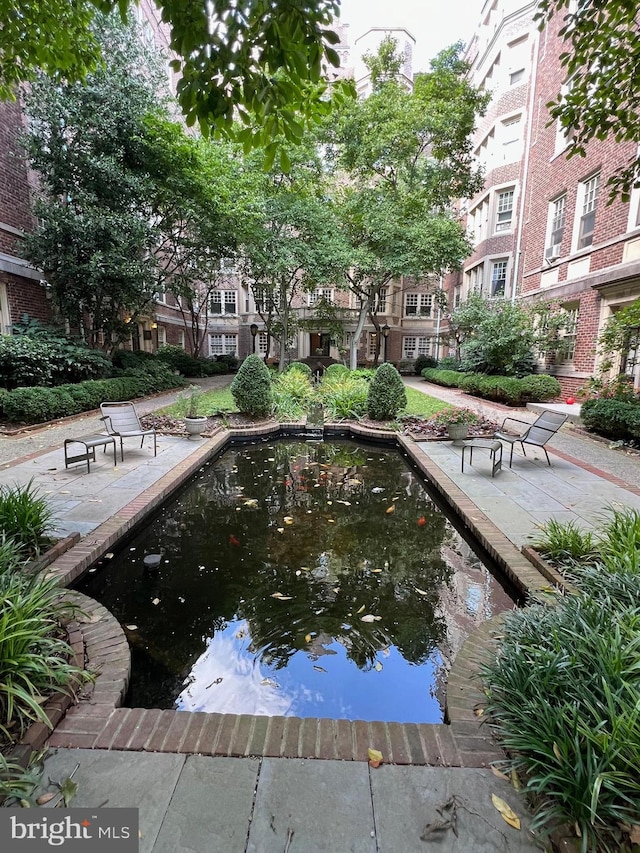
461;438;503;478
64;434;117;474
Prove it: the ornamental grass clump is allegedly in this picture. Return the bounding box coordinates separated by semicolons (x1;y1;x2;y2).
531;518;598;568
0;538;89;744
0;479;54;558
230;354;273;417
366;363;407;421
482;569;640;852
318;370;368;421
272;369;316;420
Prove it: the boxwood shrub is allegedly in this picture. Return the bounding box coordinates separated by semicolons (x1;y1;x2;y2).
2;366;184;424
367;363;407;421
230;354;273;416
421;368;465;387
581;398;640;440
457;373;561;405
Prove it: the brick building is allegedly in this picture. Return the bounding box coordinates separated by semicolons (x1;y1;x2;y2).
444;0;640;395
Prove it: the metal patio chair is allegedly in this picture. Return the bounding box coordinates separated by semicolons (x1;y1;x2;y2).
494;410;567;467
99;401;157;461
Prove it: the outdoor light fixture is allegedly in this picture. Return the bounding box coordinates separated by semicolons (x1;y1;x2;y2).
250;322;258;354
382;324;390;362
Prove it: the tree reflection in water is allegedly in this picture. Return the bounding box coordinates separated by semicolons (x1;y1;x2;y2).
78;440;515;723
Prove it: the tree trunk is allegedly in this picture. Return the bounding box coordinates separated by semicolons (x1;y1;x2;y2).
349;299;369;370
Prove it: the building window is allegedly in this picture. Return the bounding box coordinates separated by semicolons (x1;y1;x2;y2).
495;189;514;232
177;329;185;349
210;290;237;315
308;288;334;306
403;336;432;359
490;260;508;297
375;287;387;313
156;326;166;347
209;333;237;356
404;293;433;316
509;68;525;85
368;332;378;357
557;305;579;363
467;263;484;295
576;173;599;249
454;286;461;308
546;195;566;260
257;332;269;355
501;116;521;160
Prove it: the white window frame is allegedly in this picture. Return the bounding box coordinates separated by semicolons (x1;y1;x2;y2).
156;326;166;347
404;293;433;317
490;259;508;297
574;173;599;251
177;329;185;349
308;287;334;306
556;305;579;363
368;332;378;357
257;331;269;355
495;188;515;232
545;194;566;260
375;287;388;313
209;333;237;356
210;290;238;315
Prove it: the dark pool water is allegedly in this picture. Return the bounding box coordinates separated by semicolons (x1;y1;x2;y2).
77;439;516;723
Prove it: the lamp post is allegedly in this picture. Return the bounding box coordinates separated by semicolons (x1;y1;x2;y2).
250;323;258;354
381;324;390;363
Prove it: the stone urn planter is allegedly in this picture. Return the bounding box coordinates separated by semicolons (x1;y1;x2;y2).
446;423;470;445
184;416;207;440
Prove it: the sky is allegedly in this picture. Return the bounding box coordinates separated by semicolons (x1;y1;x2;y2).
336;0;483;72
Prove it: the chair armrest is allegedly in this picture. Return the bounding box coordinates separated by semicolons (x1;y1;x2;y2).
499;416;530;432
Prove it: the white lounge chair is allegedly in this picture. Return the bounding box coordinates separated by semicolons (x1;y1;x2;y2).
99;401;157;461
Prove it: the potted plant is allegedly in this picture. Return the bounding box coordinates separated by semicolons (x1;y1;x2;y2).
433;407;478;445
182;385;207;440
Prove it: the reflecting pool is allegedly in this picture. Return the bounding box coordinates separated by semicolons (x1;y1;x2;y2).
77;439;516;723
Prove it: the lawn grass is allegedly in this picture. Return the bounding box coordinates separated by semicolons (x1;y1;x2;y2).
159;380;449;421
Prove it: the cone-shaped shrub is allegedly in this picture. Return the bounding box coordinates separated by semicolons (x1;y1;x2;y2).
230;354;273;416
367;363;407;421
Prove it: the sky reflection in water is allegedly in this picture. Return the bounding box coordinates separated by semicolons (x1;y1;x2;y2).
78;440;516;723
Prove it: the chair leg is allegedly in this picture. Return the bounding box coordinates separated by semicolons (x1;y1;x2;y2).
153;433;157;456
119;438;124;462
509;443;514;467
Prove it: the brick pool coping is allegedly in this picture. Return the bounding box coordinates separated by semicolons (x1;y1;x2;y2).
29;423;556;766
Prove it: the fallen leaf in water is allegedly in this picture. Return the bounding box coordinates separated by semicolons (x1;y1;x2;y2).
105;553;114;559
151;598;160;605
295;570;302;576
385;505;395;515
261;677;279;688
361;614;381;623
415;587;428;596
313;665;327;673
305;634;312;643
356;604;366;614
125;624;138;631
277;528;285;534
327;500;333;505
368;748;383;768
327;519;335;524
336;500;351;506
371;487;384;494
491;794;521;830
300;566;310;571
374;661;383;672
243;499;258;508
284;516;294;524
271;592;292;600
382;647;390;657
372;568;382;573
333;587;340;594
236;628;246;639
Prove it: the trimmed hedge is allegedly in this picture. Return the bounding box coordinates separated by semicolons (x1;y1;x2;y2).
421;368;560;405
581;398;640;440
230;354;273;416
421;368;464;387
2;365;184;424
367;363;407;421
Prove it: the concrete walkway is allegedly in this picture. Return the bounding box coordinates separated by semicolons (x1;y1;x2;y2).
6;377;639;852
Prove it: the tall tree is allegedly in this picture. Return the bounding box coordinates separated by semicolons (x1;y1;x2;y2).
1;0;353;154
22;14;164;348
538;1;640;199
241;143;350;371
327;40;488;368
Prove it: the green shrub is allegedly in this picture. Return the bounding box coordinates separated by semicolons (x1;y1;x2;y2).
519;374;562;402
230;354;273;416
0;336;54;389
457;373;488;396
0;480;54;557
319;372;369;420
420;368;464;387
482;570;640;852
111;349;155;371
285;361;313;377
272;370;315;420
324;363;350;380
156;345;203;376
0;557;89;742
598;507;640;574
413;354;437;375
581;398;640;441
367;363;407;421
198;358;228;376
437;356;461;370
214;353;238;371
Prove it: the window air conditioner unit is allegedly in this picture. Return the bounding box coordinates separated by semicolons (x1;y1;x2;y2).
545;244;561;262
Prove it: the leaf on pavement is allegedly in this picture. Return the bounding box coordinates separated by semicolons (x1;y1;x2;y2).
490;766;510;781
367;748;383;768
491;794;521;830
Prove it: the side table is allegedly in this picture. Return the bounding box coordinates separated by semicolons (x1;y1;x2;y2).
64;435;117;474
461;439;503;478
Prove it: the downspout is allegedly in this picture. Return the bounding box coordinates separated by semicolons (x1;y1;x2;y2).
511;25;540;305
